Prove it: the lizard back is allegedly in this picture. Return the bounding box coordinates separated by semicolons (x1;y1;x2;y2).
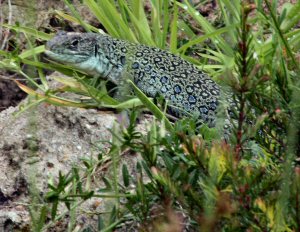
45;32;221;126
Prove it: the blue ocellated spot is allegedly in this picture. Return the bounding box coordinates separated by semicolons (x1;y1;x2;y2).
132;62;139;69
199;106;208;115
183;103;191;111
209;102;217;111
160;76;168;84
188;95;197;104
144;65;152;73
174;85;182;94
149;77;156;85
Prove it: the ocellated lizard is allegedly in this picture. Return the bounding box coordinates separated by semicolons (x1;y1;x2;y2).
45;31;223;127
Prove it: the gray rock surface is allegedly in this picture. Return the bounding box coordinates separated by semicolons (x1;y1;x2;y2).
0;96;118;230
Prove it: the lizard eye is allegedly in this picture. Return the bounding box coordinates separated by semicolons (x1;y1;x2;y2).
69;39;79;49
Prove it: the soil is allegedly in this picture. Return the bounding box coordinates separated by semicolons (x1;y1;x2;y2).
0;74;27;111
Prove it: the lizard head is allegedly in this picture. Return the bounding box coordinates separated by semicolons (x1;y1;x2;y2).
45;31;109;76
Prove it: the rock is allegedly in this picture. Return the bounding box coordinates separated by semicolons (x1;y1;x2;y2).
0;94;118;230
0;70;155;230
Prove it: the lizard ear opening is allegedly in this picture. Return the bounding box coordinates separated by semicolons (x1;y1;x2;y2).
94;44;98;57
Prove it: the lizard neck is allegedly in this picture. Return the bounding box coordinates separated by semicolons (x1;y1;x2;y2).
94;53;113;78
95;40;132;84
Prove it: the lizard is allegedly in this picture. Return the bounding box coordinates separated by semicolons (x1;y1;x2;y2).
45;31;223;127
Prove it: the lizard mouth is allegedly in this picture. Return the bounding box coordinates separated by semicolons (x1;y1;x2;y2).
44;50;88;64
44;49;101;76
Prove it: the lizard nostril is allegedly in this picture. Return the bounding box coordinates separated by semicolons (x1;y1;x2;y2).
45;40;53;50
56;31;68;37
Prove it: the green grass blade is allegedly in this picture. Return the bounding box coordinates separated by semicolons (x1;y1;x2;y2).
121;3;155;45
24;34;48;89
177;0;233;56
21;59;85;77
161;0;170;49
55;10;99;32
103;98;144;110
218;0;240;22
18;45;45;59
264;0;298;69
83;0;120;38
150;0;162;47
177;26;234;53
177;20;196;39
127;79;173;131
169;2;178;53
95;0;138;42
2;24;51;40
63;0;91;32
131;0;153;42
280;2;300;32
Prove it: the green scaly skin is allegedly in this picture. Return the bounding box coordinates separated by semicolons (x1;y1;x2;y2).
45;31;222;126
